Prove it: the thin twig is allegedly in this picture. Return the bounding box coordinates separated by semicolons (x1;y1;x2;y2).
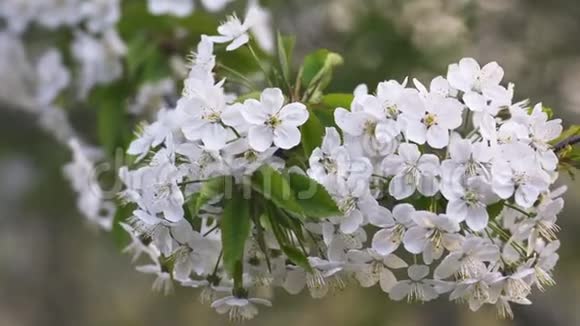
554;135;580;153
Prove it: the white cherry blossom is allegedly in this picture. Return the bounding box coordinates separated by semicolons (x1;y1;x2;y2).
389;264;438;302
382;143;440;199
241;88;308;151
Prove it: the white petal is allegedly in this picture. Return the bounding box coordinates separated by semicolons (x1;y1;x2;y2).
381;155;405;176
403;227;427;254
368;206;395;228
273;124;301;149
375;119;400;143
408;264;429;281
372;228;398;256
417;174;439;197
383;254;409;269
279;102;309;126
248;125;274;151
334;108;367;136
404;120;427;145
481;61;504;86
417;154;440;174
226;33;250;51
379;269;397;293
465;206;488;231
392;203;415;225
340;209;363;234
242;99;269;124
434;253;460;279
426;125;449;149
398;143;420;162
389;282;411;301
446;199;468;223
260;88;284;112
283;270;306;295
389;174;416;200
201;123;228;150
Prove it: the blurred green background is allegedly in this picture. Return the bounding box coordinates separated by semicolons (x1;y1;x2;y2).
1;0;580;325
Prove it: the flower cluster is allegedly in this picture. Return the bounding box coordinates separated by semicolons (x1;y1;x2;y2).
116;10;568;322
314;58;565;316
0;0;273;230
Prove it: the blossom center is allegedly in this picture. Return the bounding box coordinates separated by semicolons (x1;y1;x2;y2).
422;113;438;127
364;120;377;136
266;115;282;128
384;103;399;119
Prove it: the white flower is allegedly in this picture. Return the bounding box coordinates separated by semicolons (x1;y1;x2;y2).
246;0;274;53
444;176;498;231
177;79;241;150
71;29;126;99
434;236;499;280
449;269;504;311
147;0;194;17
530;239;559;290
389;264;438;302
347;249;408;293
209;10;257;51
35;49;70;106
63;138;114;230
200;0;233;12
382;143;440;199
120;222;157;263
190;35;216;73
323;224;367;262
371;203;416;256
440;136;493;197
283;257;344;298
127;109;179;160
329;175;378;234
492;148;551;208
517;198;563;250
80;0;121;33
129;151;185;222
399;79;463;148
241;88;308;151
223;138;281;176
211;296;271;322
528;103;563;171
136;262;174;295
447;58;504;95
176;143;226;179
334;81;414;155
403;211;461;264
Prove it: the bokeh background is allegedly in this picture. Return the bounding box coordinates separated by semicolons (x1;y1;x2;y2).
1;0;580;325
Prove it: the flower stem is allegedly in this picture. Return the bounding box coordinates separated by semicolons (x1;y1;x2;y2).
247;43;273;86
503;203;531;217
217;63;257;91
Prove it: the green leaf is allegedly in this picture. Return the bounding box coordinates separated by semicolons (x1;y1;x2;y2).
322;93;354;110
221;187;252;277
301;109;325;157
91;82;132;157
277;32;296;84
126;34;156;79
300;49;343;95
281;245;312;272
251;165;303;216
487;201;505;220
287;172;341;219
189;176;231;216
235;91;261;103
551;125;580;146
111;203;137;248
